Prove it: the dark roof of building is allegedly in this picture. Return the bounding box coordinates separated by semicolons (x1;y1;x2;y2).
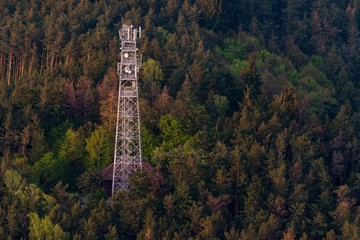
101;162;154;181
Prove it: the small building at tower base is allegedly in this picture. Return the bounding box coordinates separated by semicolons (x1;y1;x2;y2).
100;162;153;196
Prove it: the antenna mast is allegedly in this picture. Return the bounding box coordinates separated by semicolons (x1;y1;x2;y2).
112;24;142;194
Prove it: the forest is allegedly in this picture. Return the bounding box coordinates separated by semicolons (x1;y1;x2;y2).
1;0;360;239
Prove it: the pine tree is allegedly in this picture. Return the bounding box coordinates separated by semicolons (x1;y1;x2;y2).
137;209;156;240
240;55;262;99
28;212;69;240
75;77;97;122
105;225;118;240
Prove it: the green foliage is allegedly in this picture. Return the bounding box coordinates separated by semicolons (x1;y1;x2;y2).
58;128;85;188
141;58;164;101
141;125;160;162
141;58;163;83
85;127;112;171
1;0;360;239
29;212;69;240
213;95;229;117
4;169;26;195
228;59;249;79
156;114;189;151
33;152;66;189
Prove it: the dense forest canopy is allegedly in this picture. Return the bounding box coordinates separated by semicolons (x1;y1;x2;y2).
1;0;360;239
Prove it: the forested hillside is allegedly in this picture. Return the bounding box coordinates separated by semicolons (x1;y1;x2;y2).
1;0;360;239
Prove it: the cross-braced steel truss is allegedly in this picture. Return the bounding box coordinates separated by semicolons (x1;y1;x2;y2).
112;24;142;194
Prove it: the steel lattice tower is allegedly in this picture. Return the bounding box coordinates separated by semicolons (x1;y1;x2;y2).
112;24;142;194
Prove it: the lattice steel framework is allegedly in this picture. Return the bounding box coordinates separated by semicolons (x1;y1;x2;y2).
112;24;142;194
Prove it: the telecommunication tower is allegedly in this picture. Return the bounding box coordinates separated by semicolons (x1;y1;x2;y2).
112;24;142;194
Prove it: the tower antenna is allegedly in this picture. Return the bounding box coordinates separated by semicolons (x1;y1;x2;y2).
112;24;142;194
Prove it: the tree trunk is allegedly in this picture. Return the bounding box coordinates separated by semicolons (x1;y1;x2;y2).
46;45;49;71
21;51;26;78
235;171;241;217
54;53;59;69
14;53;19;81
40;47;44;75
50;52;55;71
29;44;36;76
7;52;12;86
65;54;70;66
0;53;4;80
